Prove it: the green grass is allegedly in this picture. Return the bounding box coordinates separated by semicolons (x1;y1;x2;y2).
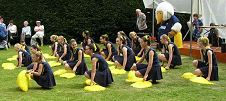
0;46;226;101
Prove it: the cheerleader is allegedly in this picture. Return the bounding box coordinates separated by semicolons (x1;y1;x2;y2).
129;31;143;56
131;35;162;83
64;39;88;75
50;35;58;56
81;30;94;49
56;36;71;62
113;36;136;71
117;31;132;48
84;44;113;87
158;34;182;69
27;51;56;88
14;43;32;67
192;37;218;81
99;34;118;61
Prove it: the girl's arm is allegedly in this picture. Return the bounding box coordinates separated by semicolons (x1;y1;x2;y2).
59;44;68;60
87;39;92;45
73;50;83;72
91;57;98;85
144;50;154;81
32;63;43;76
137;51;145;64
200;50;203;61
137;48;144;57
166;44;173;67
18;52;23;67
106;43;112;61
206;50;213;81
53;42;58;56
122;47;128;69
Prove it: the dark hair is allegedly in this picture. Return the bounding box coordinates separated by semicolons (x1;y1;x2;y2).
83;30;90;37
100;34;109;41
87;43;100;53
141;35;150;45
9;20;13;23
193;13;199;17
31;45;41;51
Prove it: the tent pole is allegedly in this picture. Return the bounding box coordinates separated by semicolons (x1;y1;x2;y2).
152;0;155;36
190;0;193;56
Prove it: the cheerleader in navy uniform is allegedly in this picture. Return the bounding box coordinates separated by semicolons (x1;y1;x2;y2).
27;51;56;89
84;44;113;87
113;36;136;71
129;31;144;57
14;43;32;67
117;31;132;48
158;34;182;69
100;34;118;61
192;37;218;81
63;39;88;75
50;35;58;56
56;36;71;62
131;35;162;83
81;30;94;49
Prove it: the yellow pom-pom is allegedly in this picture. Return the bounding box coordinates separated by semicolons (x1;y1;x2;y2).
181;72;197;79
126;71;143;82
2;63;16;70
84;54;90;58
131;81;152;88
54;69;67;76
43;53;57;59
84;85;106;92
111;69;126;75
161;67;167;73
16;70;29;92
48;61;61;67
135;56;141;61
59;73;76;79
190;77;214;85
107;61;114;65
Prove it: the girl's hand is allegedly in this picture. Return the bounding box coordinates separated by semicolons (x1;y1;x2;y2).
206;77;210;81
90;81;96;86
143;75;148;81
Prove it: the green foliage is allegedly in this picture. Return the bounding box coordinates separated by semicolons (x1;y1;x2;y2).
0;0;145;43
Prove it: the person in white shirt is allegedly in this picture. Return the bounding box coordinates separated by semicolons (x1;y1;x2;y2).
136;9;147;33
21;21;31;45
31;20;44;46
7;20;17;45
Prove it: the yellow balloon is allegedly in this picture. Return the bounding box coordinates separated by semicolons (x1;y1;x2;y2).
84;85;106;92
16;70;29;92
131;81;152;88
60;73;76;79
2;63;16;70
190;77;214;85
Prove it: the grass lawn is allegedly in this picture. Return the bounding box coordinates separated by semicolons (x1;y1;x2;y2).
0;45;225;101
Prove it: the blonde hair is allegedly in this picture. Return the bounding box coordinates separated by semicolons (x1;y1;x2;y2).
50;35;58;42
198;37;209;47
58;36;67;43
14;43;25;51
33;51;43;62
129;31;137;38
161;34;171;42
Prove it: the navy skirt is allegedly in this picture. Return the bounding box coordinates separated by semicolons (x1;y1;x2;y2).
67;60;88;75
197;61;219;81
136;64;163;81
164;53;182;66
113;54;136;71
86;68;113;87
